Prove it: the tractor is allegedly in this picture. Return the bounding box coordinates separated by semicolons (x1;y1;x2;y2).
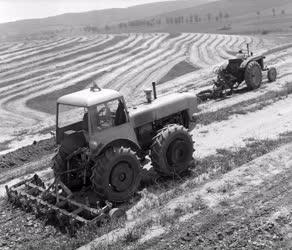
54;83;198;202
6;82;198;226
197;44;277;101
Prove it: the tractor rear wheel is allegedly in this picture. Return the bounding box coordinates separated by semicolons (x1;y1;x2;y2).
52;147;84;189
91;147;141;202
150;124;194;176
52;132;86;189
267;67;277;82
245;61;262;89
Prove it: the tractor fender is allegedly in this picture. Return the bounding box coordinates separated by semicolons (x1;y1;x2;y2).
92;138;142;158
240;55;265;69
240;59;252;69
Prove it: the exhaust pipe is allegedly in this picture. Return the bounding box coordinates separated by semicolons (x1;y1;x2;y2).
152;82;157;99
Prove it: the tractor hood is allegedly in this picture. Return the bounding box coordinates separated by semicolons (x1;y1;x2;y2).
129;92;198;128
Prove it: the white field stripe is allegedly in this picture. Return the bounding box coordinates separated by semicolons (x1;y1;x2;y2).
204;34;222;65
215;34;233;59
0;35;155;117
0;39;138;106
1;34;159;100
0;37;83;73
206;34;228;64
0;36;79;61
230;35;243;50
105;33;193;90
0;35;135;94
215;35;235;60
0;37;65;57
0;34;181;127
189;33;210;67
0;34;159;97
100;33;191;89
0;35;111;82
0;35;111;78
116;34;197;98
0;42;29;55
0;37;76;61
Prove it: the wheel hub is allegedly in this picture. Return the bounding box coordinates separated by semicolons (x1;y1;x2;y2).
167;139;190;165
110;162;133;192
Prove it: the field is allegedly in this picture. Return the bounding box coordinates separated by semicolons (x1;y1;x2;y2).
0;30;292;249
0;32;285;153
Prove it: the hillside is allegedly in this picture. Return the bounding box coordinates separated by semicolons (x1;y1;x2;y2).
0;0;214;39
108;0;292;34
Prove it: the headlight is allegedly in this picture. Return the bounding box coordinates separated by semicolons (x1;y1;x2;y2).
89;140;98;150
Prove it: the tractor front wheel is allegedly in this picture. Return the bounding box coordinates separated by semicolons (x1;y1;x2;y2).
91;147;141;202
245;61;262;89
267;67;277;82
150;124;194;176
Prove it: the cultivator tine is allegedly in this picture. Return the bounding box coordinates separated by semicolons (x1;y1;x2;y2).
5;174;124;232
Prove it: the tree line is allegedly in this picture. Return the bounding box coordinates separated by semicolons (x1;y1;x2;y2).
83;7;287;33
83;12;231;33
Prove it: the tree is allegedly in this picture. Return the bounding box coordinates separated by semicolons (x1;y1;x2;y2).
194;15;199;23
219;11;223;20
256;11;260;18
189;15;193;23
207;13;212;22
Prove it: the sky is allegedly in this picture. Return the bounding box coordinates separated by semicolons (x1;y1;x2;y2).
0;0;175;24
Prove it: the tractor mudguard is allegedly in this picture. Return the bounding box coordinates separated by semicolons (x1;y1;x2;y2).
94;138;142;157
240;55;266;69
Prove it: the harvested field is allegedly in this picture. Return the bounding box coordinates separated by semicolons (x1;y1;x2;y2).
0;32;271;154
0;30;292;250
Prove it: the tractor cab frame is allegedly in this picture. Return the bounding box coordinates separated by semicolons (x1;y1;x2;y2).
56;86;139;157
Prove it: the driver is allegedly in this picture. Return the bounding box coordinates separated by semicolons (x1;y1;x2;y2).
96;104;111;126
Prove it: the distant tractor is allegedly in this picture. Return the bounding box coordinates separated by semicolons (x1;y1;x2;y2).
197;44;277;100
52;83;198;202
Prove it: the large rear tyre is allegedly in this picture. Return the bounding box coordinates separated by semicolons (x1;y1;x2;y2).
150;124;194;176
267;67;277;82
245;61;262;89
52;132;86;189
52;147;84;189
91;147;141;202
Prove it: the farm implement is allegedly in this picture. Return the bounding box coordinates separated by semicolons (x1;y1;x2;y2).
197;44;277;101
5;173;119;232
5;82;198;229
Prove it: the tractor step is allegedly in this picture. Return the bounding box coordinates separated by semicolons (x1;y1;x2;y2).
5;174;120;231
